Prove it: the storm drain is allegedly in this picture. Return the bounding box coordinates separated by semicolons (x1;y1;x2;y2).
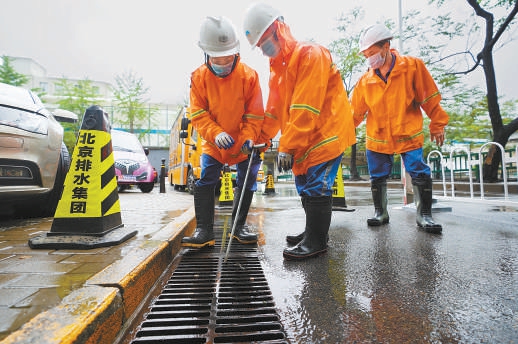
130;219;287;343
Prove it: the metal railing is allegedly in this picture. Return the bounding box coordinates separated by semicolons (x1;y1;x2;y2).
426;143;518;201
427;150;447;197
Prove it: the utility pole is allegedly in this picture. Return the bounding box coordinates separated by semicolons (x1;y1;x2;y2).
398;0;403;52
398;0;413;204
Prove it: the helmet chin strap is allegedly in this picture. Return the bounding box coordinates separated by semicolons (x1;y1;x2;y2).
205;54;239;78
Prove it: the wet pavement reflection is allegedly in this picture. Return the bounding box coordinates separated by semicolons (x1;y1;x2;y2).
245;183;518;343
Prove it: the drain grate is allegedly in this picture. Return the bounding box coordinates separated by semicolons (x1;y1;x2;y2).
130;214;287;343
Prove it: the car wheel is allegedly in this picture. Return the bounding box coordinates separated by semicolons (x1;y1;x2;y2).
139;183;155;193
187;169;196;195
41;142;70;217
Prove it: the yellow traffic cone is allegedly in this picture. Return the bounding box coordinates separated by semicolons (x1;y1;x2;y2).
263;172;276;195
332;165;355;212
218;165;234;208
29;105;137;249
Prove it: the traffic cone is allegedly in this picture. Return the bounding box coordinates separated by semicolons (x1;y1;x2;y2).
263;172;276;195
218;165;234;208
332;165;355;212
28;105;137;249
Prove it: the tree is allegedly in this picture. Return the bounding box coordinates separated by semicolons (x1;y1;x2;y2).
432;0;518;181
54;78;103;151
112;71;156;136
0;55;28;86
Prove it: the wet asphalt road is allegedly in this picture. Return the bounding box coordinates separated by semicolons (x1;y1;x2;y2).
243;183;518;343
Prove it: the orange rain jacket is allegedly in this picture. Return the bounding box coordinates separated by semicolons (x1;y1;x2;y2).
189;56;264;166
351;49;449;154
260;20;356;176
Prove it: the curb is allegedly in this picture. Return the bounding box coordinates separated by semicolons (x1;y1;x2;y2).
1;206;196;344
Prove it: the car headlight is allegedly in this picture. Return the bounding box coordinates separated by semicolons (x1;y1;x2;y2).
0;106;48;135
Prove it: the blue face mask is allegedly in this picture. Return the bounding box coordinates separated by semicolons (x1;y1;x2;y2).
260;36;280;58
211;61;234;77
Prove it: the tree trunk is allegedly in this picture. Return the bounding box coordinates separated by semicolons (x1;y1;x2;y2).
483;119;518;181
467;0;518;181
481;46;504;181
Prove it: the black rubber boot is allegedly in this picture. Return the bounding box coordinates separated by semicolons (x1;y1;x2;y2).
181;185;216;248
367;179;389;226
230;188;258;244
283;196;331;260
286;197;307;245
413;176;442;234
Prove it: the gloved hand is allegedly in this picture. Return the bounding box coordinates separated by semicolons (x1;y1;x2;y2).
277;152;293;172
241;139;253;155
215;132;235;150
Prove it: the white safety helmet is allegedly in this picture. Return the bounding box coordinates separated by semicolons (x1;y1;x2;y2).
243;3;283;47
198;16;240;57
358;24;393;52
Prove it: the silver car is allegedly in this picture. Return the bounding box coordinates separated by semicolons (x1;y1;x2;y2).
0;82;76;218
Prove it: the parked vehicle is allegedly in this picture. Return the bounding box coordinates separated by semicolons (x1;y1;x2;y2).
111;129;155;193
168;107;202;194
0;82;76;218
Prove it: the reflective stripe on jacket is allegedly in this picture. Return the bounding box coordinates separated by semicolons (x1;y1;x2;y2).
351;49;449;154
189;58;264;166
264;21;356;175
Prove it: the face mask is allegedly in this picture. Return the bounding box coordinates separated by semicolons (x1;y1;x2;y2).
366;51;386;69
260;35;280;58
211;61;234;77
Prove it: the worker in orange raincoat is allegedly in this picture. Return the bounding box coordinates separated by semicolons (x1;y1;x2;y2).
243;3;356;260
351;23;449;234
181;16;264;248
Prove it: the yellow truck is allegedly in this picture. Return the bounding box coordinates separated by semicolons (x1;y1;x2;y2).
168;107;202;194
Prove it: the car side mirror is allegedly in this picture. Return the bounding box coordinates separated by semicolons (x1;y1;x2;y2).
52;109;78;123
144;147;150;156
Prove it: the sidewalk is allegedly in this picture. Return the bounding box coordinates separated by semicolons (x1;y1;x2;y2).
0;187;196;344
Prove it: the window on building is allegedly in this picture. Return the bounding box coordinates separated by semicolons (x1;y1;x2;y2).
39;82;48;93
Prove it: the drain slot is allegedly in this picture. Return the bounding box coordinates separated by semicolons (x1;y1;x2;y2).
130;214;287;343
